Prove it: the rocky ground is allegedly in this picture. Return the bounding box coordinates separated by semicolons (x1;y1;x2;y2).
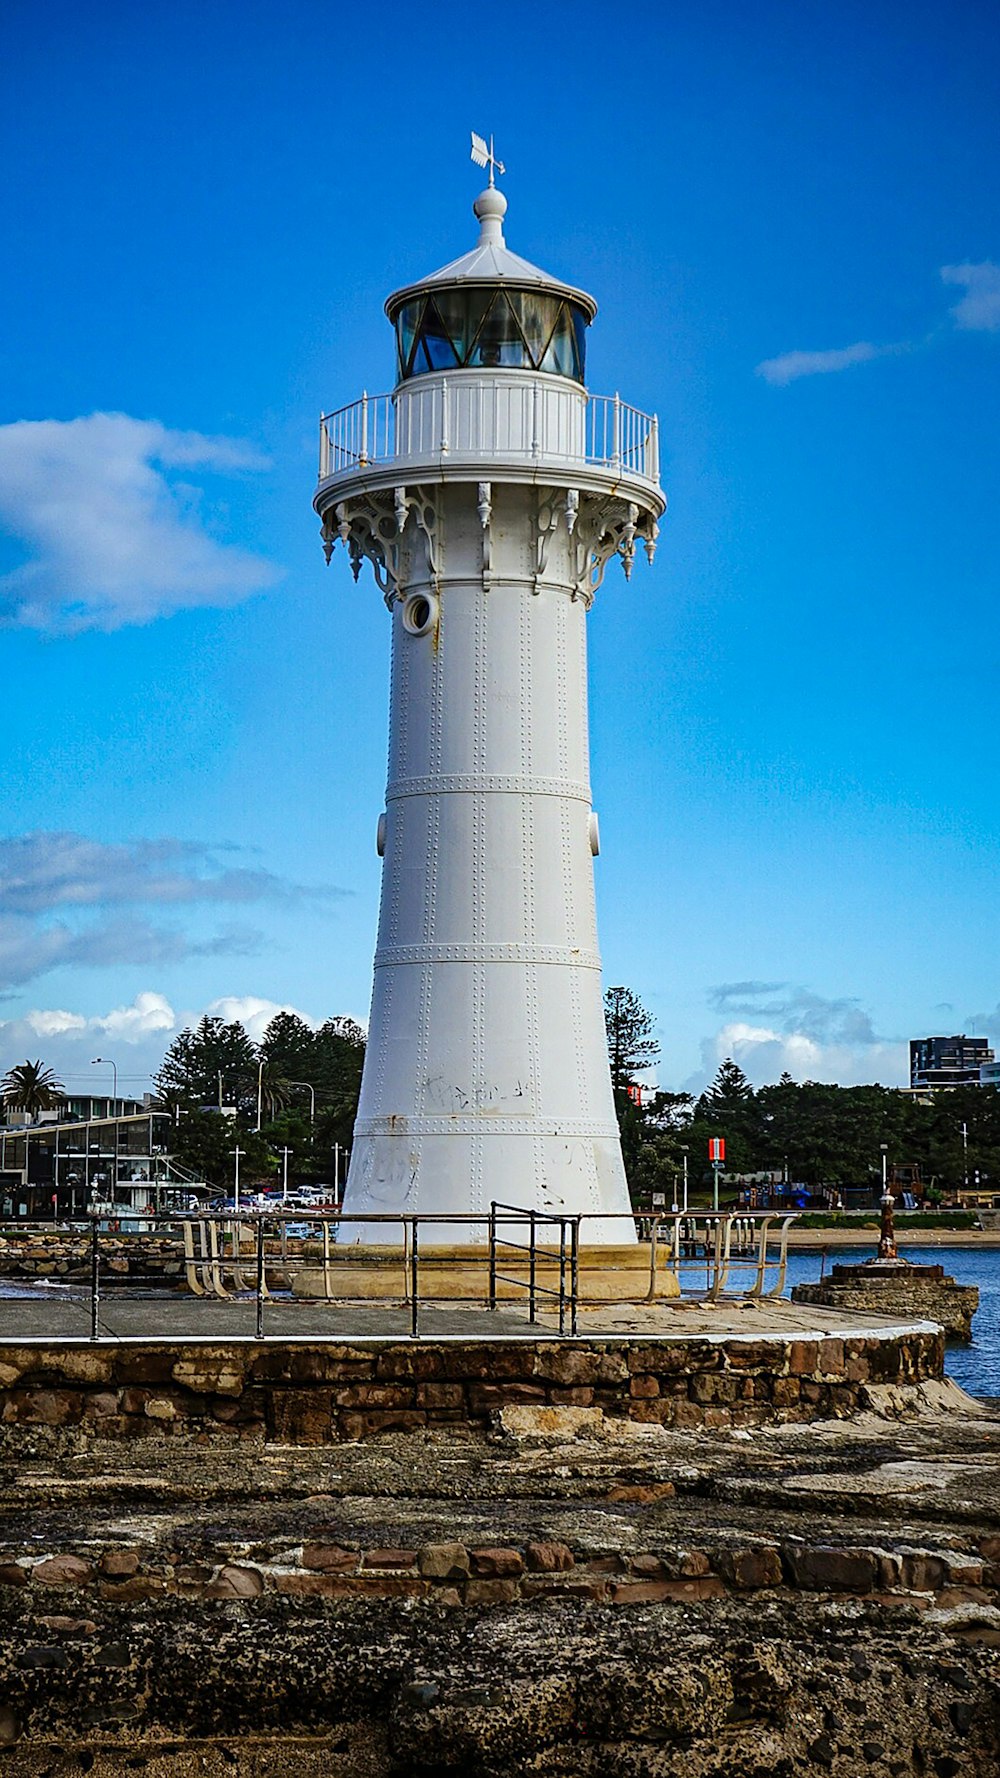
2;1388;1000;1775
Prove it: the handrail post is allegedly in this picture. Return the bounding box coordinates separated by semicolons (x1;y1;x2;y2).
558;1219;566;1336
410;1217;420;1338
650;414;659;481
255;1215;265;1340
488;1201;497;1310
89;1210;100;1342
319;413;330;479
646;1214;660;1301
612;392;621;469
570;1217;579;1336
528;1210;537;1324
360;390;369;466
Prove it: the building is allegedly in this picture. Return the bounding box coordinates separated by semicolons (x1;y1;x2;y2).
0;1109;211;1222
909;1035;995;1092
314;153;664;1241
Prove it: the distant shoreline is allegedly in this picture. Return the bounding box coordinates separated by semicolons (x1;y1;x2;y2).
786;1226;1000;1250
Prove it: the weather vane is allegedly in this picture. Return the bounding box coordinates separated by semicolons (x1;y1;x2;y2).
470;131;505;187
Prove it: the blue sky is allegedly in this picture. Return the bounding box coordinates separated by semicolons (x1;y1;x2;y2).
1;0;997;1101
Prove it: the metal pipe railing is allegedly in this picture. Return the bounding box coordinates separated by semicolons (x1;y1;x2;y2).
35;1206;798;1345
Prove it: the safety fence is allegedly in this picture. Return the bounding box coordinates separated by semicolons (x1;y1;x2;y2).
6;1206;805;1343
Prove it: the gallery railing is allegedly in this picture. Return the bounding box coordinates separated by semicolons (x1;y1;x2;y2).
318;388;659;483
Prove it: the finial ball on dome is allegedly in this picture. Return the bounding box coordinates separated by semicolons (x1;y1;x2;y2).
474;185;507;223
473;184;507;244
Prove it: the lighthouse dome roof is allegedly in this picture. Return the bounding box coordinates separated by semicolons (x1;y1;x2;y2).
385;187;597;324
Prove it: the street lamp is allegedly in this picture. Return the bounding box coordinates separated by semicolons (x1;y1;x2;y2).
880;1141;889;1196
278;1145;293;1203
230;1146;245;1214
962;1120;969;1191
91;1056;118;1117
680;1146;689;1215
288;1081;316;1124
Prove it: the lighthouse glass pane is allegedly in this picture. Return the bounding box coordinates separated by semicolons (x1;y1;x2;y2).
466;291;532;368
537;304;581;378
420;298;462;370
396;300;425;376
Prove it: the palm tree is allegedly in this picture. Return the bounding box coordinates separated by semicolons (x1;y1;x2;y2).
1;1059;65;1123
259;1065;292;1122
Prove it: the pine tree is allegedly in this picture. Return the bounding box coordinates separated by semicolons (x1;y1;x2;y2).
154;1016;257;1113
604;987;660;1092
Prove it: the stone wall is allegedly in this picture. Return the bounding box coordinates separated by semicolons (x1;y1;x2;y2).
792;1271;979;1340
0;1518;995;1612
0;1326;944;1442
0;1233;185;1284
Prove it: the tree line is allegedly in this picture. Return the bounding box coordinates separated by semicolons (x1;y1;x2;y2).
604;986;999;1200
4;987;995;1199
1;1014;366;1193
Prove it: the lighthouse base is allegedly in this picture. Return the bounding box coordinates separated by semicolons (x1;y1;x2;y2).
289;1242;679;1304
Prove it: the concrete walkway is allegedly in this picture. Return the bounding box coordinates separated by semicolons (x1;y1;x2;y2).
0;1290;939;1344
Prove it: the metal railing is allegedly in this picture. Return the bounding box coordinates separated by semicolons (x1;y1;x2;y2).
1;1207;800;1345
318;389;659;483
319;390;395;475
586;393;659;480
487;1202;580;1335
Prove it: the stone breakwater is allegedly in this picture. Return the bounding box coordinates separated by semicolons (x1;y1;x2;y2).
2;1507;998;1612
0;1327;945;1440
792;1265;979;1341
0;1233;184;1283
2;1409;1000;1774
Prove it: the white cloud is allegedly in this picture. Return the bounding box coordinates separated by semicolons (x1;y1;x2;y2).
0;412;281;633
25;1009;88;1038
21;992;175;1044
686;982;907;1091
941;261;1000;332
755;341;883;385
202;995;319;1043
0;991;325;1100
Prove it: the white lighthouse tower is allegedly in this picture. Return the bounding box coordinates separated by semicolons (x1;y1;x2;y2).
315;149;664;1244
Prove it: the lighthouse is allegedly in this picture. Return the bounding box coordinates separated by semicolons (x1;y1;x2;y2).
315;147;665;1243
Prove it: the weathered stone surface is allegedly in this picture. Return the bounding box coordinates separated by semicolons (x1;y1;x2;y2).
470;1547;524;1577
206;1564;264;1599
301;1544;356;1572
786;1546;878;1592
416;1542;471;1581
0;1391;999;1771
98;1550;140;1577
524;1541;574;1572
32;1554;92;1587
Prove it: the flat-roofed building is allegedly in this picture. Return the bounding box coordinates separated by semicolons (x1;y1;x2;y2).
0;1110;210;1221
909;1035;994;1092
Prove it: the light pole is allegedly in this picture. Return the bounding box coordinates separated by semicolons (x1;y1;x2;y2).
288;1081;316;1125
91;1056;118;1117
279;1145;292;1203
255;1061;265;1133
878;1141;896;1261
681;1146;689;1214
962;1121;969;1190
230;1146;245;1214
